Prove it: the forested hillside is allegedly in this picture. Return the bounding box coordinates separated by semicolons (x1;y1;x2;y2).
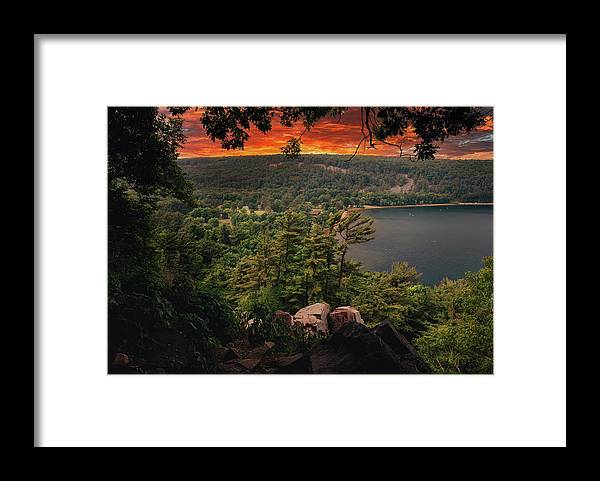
179;154;493;210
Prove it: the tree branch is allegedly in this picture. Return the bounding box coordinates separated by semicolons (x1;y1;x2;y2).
344;134;370;162
377;137;404;157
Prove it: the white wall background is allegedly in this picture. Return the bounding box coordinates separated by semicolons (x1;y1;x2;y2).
35;35;566;447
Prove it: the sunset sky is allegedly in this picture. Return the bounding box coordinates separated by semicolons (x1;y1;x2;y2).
177;107;493;160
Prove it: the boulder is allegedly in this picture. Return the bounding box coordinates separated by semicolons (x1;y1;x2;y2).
309;321;419;374
112;353;129;366
235;358;264;371
371;322;416;356
274;353;309;374
223;341;275;373
293;302;330;335
109;352;138;374
371;322;427;373
221;361;247;374
272;310;293;326
329;306;364;332
222;347;242;362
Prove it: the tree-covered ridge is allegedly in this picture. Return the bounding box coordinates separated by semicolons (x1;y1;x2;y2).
179;154;493;210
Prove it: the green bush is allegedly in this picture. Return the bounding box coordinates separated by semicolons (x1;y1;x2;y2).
248;318;320;354
238;286;283;322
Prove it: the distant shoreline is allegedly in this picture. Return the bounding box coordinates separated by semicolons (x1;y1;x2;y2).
354;202;493;211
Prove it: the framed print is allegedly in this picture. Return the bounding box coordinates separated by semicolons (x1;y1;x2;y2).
35;34;566;447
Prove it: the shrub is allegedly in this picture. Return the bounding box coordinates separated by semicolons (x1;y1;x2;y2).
415;257;493;374
248;318;320;354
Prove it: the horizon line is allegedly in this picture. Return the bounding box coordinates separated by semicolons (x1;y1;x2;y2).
177;153;494;161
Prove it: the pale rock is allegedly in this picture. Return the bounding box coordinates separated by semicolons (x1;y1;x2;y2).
293;302;331;335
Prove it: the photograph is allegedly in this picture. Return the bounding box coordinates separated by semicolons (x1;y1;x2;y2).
36;34;565;447
108;106;494;374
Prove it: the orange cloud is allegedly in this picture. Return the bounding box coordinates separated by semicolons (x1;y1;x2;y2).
478;115;494;131
176;107;493;160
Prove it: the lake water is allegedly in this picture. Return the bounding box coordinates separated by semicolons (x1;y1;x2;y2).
348;205;493;285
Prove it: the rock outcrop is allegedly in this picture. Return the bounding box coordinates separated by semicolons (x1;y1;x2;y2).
309;322;421;374
273;353;309;374
292;302;331;335
328;306;364;333
222;341;275;373
216;305;427;374
371;322;426;373
221;346;242;362
371;322;416;356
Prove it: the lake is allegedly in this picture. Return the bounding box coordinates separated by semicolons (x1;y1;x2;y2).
348;205;493;285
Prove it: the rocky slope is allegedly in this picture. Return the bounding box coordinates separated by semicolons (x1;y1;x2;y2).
218;303;427;374
110;303;428;375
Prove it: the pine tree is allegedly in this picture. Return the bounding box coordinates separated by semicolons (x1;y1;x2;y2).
218;223;231;245
273;210;307;285
232;231;277;292
302;224;329;304
321;215;341;300
335;211;375;288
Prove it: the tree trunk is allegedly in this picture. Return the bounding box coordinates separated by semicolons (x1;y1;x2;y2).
338;246;347;289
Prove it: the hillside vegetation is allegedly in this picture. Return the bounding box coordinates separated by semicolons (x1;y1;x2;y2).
179;154;493;210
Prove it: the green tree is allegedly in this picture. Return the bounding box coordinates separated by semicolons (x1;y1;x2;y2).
232;231;277;292
273;210;307;284
301;224;331;305
335;211;375;288
108;107;238;372
388;261;421;287
108;107;193;339
108;107;192;198
218;223;231;245
349;263;427;338
415;257;493;374
351;272;407;328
